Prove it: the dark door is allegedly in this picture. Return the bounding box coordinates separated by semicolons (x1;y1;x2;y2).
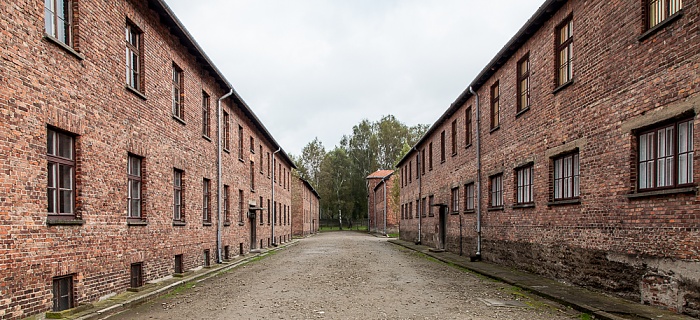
439;205;447;249
249;210;257;250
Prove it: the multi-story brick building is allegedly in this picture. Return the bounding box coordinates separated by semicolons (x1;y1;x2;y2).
398;0;699;316
367;170;398;235
0;0;294;319
291;175;320;237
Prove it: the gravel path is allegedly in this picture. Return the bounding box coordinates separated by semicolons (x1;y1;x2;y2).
110;232;578;319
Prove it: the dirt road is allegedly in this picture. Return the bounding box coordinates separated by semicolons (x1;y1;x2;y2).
110;232;577;319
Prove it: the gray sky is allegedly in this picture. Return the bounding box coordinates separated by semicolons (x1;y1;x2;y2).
165;0;544;156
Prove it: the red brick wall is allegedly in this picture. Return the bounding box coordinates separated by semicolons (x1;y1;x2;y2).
0;0;293;319
372;175;399;234
399;0;699;316
292;177;320;237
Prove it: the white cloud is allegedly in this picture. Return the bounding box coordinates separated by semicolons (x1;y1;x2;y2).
165;0;544;155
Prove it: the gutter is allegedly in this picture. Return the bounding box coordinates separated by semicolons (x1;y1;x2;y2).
271;147;281;246
468;86;482;261
217;89;234;263
382;176;387;236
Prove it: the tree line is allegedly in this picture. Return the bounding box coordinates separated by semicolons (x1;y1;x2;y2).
291;115;428;225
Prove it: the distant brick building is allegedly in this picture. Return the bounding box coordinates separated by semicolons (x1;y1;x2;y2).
0;0;294;319
398;0;699;316
292;176;320;237
367;170;398;235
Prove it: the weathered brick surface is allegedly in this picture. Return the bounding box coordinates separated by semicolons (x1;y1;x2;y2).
370;174;398;234
291;176;320;237
399;0;699;316
0;0;293;319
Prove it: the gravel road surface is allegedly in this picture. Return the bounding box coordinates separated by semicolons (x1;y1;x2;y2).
110;232;578;319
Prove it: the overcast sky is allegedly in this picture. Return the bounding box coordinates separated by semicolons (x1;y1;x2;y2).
165;0;544;156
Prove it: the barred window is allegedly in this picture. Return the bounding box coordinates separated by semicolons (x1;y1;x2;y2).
553;152;579;200
516;165;534;204
647;0;683;29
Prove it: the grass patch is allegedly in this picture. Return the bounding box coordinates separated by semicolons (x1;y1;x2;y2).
387;233;399;238
163;281;195;298
578;313;594;320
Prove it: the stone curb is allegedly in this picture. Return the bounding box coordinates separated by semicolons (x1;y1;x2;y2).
388;239;693;320
65;240;299;320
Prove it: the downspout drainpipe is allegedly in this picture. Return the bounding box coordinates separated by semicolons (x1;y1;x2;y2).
366;181;370;233
468;86;482;261
383;176;388;236
271;147;281;246
373;184;377;233
412;147;422;245
217;89;234;263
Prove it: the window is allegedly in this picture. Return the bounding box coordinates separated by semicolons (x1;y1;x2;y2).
238;189;244;223
556;16;573;86
125;22;142;92
440;131;446;162
173;169;183;222
401;204;404;220
223;185;230;224
408;161;412;183
223;111;230;151
415;155;419;179
259;196;264;225
44;0;73;46
553;152;579;200
465;107;472;147
172;64;184;120
428;195;434;217
267;199;271;225
174;254;183;274
130;263;143;288
464;183;475;211
638;118;693;190
517;54;530;112
491;81;500;129
647;0;683;29
429;142;433;170
202;178;211;223
267;152;270;177
490;174;503;208
421;197;427;217
451;187;460;213
47;128;75;218
238;125;243;159
203;249;210;267
451;120;457;155
127;155;142;219
421;148;426;175
52;275;73;311
202;92;210;138
516;165;534;204
409;201;413;219
259;146;263;173
250;137;255;153
250;161;255;191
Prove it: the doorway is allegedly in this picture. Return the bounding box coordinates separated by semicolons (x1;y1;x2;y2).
439;205;447;249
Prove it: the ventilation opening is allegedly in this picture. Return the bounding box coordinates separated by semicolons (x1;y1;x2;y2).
174;254;183;274
52;275;74;312
130;262;143;288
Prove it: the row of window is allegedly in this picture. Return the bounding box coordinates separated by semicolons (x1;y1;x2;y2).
402;116;694;217
399;1;685;187
48;128;292;225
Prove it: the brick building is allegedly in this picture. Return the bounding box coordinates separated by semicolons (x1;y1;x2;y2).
398;0;699;316
367;170;398;235
292;176;320;237
0;0;295;319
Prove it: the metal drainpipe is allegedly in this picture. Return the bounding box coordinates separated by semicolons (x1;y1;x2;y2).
217;89;233;263
383;176;387;236
271;148;281;246
468;86;482;260
366;181;370;233
373;183;377;233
